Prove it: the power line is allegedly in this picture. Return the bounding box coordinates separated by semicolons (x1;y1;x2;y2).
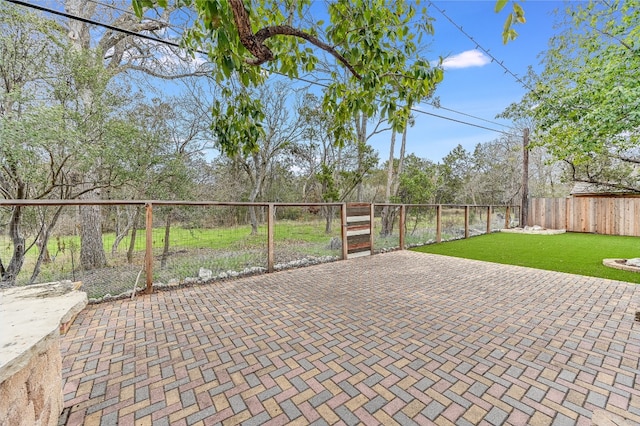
4;0;516;135
423;101;508;128
410;108;511;135
427;1;534;92
5;0;185;50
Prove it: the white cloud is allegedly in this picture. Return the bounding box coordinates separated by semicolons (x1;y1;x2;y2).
441;50;491;70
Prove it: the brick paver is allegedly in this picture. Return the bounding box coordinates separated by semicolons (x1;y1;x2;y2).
59;251;640;425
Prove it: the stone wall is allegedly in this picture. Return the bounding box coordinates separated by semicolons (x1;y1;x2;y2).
0;281;87;426
0;336;62;426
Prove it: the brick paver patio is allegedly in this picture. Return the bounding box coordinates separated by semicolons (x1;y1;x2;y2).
59;251;640;425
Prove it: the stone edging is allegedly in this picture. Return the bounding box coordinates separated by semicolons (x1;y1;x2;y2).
501;228;567;235
602;258;640;273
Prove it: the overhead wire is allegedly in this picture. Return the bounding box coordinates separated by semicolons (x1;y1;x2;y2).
427;1;534;92
4;0;516;136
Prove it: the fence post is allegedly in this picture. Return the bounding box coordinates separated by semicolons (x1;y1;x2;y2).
268;203;274;273
369;204;375;255
436;205;442;243
464;205;470;238
144;202;153;294
399;205;406;250
521;128;530;228
341;203;348;260
486;206;492;234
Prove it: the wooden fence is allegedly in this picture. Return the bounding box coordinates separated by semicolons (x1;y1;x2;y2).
528;197;640;237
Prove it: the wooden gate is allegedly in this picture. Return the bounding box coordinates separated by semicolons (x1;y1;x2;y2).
345;203;373;259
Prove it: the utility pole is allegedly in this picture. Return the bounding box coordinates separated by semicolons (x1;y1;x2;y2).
521;128;530;227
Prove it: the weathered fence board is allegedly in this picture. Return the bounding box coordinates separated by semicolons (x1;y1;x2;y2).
346;203;373;258
529;197;640;237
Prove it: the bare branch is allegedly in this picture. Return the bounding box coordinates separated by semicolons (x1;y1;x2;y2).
118;63;211;80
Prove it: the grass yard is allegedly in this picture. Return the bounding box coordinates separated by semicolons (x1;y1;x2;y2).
412;232;640;284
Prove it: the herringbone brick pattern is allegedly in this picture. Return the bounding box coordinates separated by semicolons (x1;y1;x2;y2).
59;251;640;425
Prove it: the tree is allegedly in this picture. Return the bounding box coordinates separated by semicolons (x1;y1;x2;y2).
105;94;209;265
462;137;522;205
0;4;70;284
60;0;213;270
134;0;443;157
503;0;640;192
380;116;415;237
435;145;472;204
226;82;304;234
395;154;438;205
296;93;372;232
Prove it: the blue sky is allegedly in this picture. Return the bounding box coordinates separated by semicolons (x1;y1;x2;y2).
367;0;564;162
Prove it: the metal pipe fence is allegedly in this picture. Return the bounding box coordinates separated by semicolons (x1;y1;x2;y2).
0;200;518;300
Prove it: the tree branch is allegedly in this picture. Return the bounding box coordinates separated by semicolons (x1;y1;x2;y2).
118;63;211;79
228;0;361;79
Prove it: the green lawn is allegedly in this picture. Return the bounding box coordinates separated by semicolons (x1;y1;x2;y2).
412;232;640;284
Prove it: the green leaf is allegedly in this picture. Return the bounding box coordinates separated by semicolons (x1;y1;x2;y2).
132;0;143;18
495;0;509;13
503;13;513;32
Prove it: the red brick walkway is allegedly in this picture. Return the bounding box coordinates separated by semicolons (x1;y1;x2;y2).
59;251;640;425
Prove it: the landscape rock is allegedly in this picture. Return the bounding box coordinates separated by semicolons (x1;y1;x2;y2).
626;258;640;268
199;267;213;280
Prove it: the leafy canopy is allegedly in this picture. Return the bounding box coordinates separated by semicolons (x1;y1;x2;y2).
133;0;443;156
503;1;639;167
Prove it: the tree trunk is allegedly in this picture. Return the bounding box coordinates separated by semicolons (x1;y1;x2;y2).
79;202;107;270
393;126;408;195
36;234;51;264
324;205;334;234
248;175;262;235
1;206;26;286
29;207;64;284
126;206;142;264
249;207;259;235
160;208;172;268
112;205;137;255
67;0;107;271
355;113;367;202
381;131;397;237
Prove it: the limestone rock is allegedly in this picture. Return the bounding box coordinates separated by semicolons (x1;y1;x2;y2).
198;267;213;280
626;258;640;268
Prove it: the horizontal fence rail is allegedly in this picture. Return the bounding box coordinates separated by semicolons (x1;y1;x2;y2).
528;197;640;237
0;200;518;299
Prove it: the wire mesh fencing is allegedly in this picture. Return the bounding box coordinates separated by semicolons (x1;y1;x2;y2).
373;204;401;252
149;204;268;289
0;203;146;299
404;205;438;247
0;200;518;301
272;205;343;269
